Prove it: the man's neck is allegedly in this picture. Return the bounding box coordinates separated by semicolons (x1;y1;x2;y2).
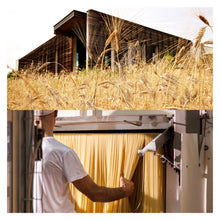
44;130;54;137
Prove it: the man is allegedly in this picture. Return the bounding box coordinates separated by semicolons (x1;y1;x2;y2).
33;110;134;213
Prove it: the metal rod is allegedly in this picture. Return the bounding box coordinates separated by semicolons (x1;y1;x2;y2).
138;127;172;156
55;120;143;127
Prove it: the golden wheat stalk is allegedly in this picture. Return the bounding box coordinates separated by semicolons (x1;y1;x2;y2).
194;26;207;48
198;15;213;32
69;75;79;90
37;62;68;72
203;40;213;45
37;62;51;71
98;80;116;86
117;84;133;109
96;48;112;66
100;30;118;70
46;84;63;106
173;46;186;67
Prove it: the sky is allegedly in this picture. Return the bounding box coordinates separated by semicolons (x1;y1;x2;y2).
5;0;213;70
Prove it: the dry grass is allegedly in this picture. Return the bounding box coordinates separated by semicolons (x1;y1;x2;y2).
7;14;213;110
7;51;213;110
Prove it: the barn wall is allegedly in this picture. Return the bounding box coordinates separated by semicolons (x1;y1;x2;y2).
19;35;73;73
87;10;189;68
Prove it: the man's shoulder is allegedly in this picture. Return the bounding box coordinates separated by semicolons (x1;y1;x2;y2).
43;137;73;153
52;138;73;152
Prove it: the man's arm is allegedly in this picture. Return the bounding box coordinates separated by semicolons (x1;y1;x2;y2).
72;173;134;202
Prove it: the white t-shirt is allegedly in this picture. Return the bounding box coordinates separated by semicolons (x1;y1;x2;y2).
33;136;87;213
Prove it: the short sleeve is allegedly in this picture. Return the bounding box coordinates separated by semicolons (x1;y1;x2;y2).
63;149;87;183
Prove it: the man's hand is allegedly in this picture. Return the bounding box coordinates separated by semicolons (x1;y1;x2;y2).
120;172;134;197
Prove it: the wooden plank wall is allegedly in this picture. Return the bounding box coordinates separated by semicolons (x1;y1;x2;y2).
87;10;188;67
19;35;73;73
87;10;106;67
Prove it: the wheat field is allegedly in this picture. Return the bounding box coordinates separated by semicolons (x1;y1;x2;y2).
7;53;213;110
7;15;213;110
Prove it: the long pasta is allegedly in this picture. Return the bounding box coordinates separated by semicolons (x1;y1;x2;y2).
54;133;165;213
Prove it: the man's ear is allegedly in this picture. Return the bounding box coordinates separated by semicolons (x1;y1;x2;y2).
54;110;58;118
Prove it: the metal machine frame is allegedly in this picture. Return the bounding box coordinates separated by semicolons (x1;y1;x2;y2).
7;110;213;213
54;110;213;213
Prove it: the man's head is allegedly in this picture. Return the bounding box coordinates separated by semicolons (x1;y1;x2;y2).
34;110;58;137
34;110;56;117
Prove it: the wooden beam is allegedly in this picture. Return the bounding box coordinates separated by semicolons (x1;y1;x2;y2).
55;46;58;74
111;41;115;71
72;35;77;72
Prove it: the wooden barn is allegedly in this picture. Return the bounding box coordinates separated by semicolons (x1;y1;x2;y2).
18;9;190;73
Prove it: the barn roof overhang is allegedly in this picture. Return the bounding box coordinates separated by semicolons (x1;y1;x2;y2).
54;10;86;36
